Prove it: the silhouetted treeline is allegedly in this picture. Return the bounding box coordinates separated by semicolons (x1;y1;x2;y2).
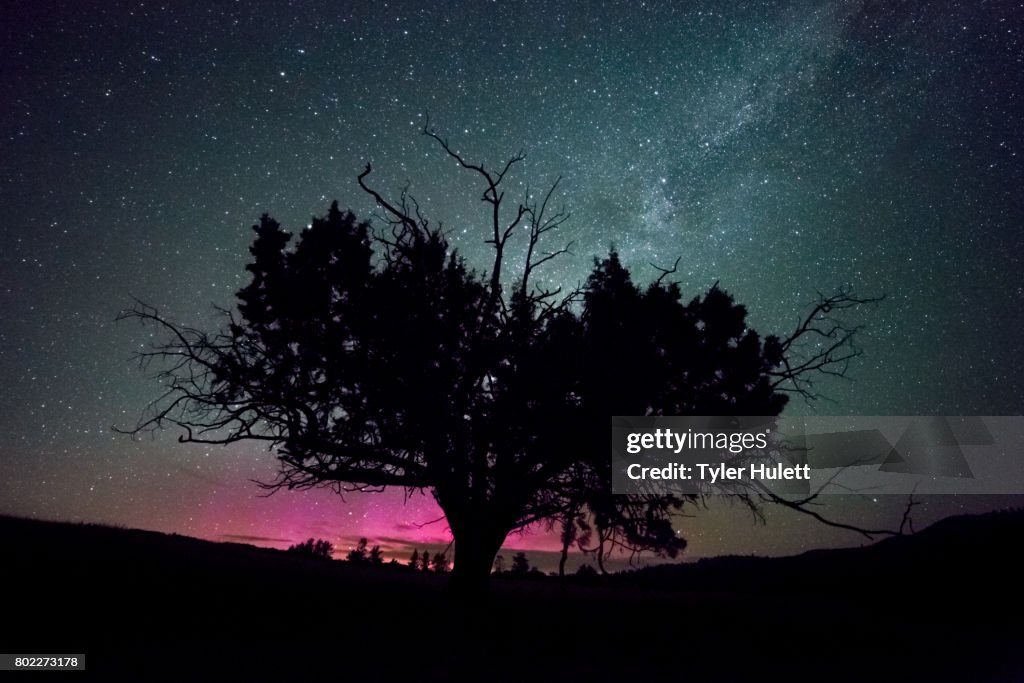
287;537;334;560
408;548;450;573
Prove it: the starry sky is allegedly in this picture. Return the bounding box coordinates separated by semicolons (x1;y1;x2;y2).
1;0;1022;570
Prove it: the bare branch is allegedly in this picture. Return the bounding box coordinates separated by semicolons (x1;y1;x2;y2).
650;256;682;287
421;116;531;306
769;287;885;401
357;164;420;235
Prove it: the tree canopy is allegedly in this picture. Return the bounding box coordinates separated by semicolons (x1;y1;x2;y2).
120;124;881;593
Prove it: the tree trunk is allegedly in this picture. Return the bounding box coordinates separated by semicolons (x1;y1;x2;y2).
449;521;507;598
557;513;571;580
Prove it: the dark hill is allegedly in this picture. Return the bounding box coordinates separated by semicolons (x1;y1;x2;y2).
1;512;1021;682
614;508;1024;597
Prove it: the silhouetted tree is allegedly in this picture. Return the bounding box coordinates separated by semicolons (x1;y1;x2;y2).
409;549;420;569
121;122;886;595
492;554;505;574
369;545;384;565
315;539;334;559
510;552;531;577
431;551;450;574
346;538;369;564
287;537;334;560
420;549;431;573
549;508;590;579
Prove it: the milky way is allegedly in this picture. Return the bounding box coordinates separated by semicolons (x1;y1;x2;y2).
1;1;1021;568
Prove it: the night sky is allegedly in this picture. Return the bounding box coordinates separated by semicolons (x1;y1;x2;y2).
2;1;1022;570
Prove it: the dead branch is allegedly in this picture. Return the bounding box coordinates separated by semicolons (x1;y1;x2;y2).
769;287;885;402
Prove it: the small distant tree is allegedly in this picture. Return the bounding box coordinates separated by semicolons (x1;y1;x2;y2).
314;539;334;559
287;537;334;560
409;549;420;569
369;545;384;564
510;552;530;577
346;538;369;563
492;555;505;574
431;551;450;574
287;538;312;556
575;564;598;582
420;549;431;572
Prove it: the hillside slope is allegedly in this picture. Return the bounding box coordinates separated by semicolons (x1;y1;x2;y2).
1;512;1021;682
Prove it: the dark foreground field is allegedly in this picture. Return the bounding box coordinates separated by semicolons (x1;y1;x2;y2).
2;511;1022;682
